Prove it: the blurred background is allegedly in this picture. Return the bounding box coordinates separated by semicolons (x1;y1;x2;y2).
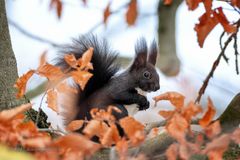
5;0;240;125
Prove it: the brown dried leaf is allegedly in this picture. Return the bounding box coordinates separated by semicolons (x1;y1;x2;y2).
80;47;94;71
83;120;109;139
203;134;230;160
199;98;216;128
71;71;93;90
52;133;100;156
56;81;78;94
163;0;172;5
0;103;32;122
126;0;138;26
47;89;58;112
205;120;221;139
50;0;63;19
14;70;35;98
116;138;129;160
159;110;175;119
166;143;179;160
119;117;145;146
66;120;84;132
213;7;237;33
104;2;111;24
101;124;121;146
231;128;240;144
231;0;240;8
153;92;185;109
182;101;202;122
166;113;188;143
64;54;77;69
21;136;51;149
194;12;218;47
186;0;202;10
38;63;65;82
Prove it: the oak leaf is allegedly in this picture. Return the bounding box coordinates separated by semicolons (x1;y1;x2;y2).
213;7;237;33
204;120;221;139
159;110;175;119
38;63;65;82
101;123;121;146
64;54;77;69
166;143;179;160
194;12;218;47
83;120;109;139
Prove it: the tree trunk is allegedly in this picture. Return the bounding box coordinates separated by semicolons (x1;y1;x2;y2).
157;0;182;76
0;0;26;110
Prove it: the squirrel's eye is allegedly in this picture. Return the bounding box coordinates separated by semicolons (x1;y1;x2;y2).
143;71;151;79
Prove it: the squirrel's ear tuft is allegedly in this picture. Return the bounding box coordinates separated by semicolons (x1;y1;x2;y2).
148;40;158;66
130;38;147;70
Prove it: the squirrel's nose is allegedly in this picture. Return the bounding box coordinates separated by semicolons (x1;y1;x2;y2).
154;84;160;91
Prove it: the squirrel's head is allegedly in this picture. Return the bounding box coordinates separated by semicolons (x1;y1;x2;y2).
129;38;160;92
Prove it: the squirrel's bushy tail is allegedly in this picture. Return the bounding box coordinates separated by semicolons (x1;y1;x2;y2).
56;34;120;99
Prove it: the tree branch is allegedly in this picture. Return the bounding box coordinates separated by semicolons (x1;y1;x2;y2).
8;19;61;47
195;19;240;104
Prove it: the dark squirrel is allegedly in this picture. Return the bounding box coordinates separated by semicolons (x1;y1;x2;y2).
57;35;160;123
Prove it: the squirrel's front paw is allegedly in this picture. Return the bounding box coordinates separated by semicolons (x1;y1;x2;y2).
138;99;150;110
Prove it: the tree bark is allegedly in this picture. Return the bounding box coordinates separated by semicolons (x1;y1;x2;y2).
0;0;26;110
157;0;182;76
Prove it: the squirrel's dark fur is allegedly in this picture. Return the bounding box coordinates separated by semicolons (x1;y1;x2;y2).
57;35;160;123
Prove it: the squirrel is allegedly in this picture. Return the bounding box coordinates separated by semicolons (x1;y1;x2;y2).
56;34;160;124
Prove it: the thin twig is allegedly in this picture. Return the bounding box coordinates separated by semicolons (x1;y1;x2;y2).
36;92;47;126
8;19;61;47
195;19;240;104
219;31;229;63
38;128;67;135
234;35;239;74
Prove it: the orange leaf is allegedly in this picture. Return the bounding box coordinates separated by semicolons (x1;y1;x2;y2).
47;89;58;112
71;70;93;90
83;120;109;139
166;113;188;143
14;70;35;98
56;81;78;94
116;138;128;160
203;0;213;16
204;120;221;139
213;7;237;33
101;123;121;146
185;0;202;10
66;120;84;132
38;63;65;82
64;54;77;69
231;0;240;8
126;0;138;26
50;0;63;19
153;92;185;109
119;117;145;146
52;133;100;156
80;47;94;70
166;143;179;160
194;12;218;47
199;98;216;128
21;136;51;149
203;134;230;160
182;102;202;122
163;0;172;5
231;128;240;144
103;2;111;24
159;110;175;119
0;103;32;121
